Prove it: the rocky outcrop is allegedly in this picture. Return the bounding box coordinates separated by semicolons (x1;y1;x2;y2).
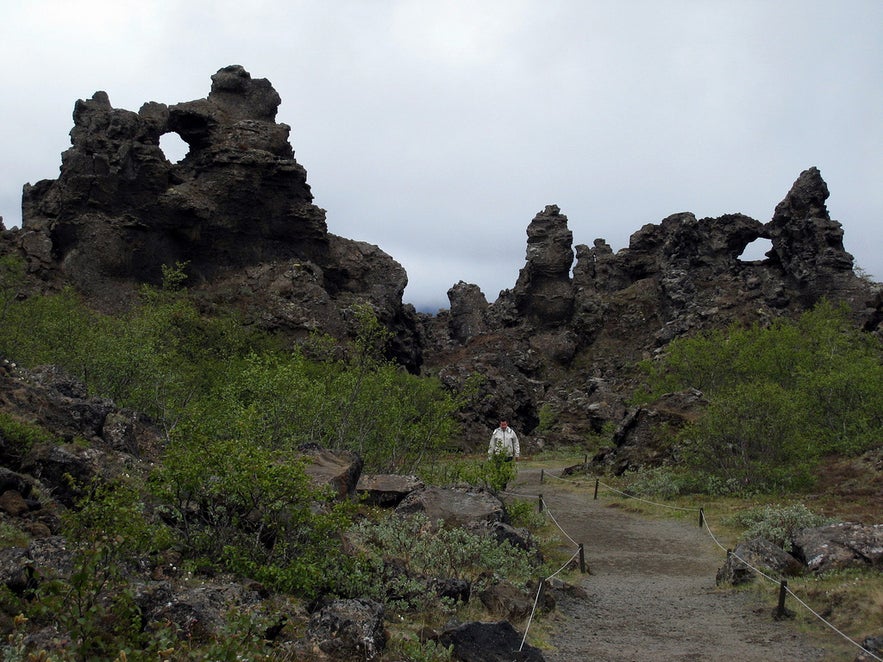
592;389;708;475
304;598;387;661
3;66;880;450
420;168;880;449
437;620;546;661
12;65;419;367
395;486;506;528
514;205;575;326
791;522;883;574
716;523;883;586
767;167;855;288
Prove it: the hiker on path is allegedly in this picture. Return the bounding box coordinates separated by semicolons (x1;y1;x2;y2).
488;419;520;460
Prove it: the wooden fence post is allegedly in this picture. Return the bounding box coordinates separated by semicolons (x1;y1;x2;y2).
538;494;543;513
593;478;599;500
774;580;791;619
578;544;586;573
699;507;705;528
540;469;544;484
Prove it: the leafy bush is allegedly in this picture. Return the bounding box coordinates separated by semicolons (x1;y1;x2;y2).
26;480;174;661
422;454;517;493
637;301;883;492
342;512;540;612
505;498;546;530
625;467;692;499
151;410;352;597
730;503;831;552
0;413;54;464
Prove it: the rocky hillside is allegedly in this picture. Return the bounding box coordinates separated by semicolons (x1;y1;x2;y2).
2;65;880;450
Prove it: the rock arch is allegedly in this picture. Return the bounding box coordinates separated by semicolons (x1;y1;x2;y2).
158;131;189;163
738;236;773;263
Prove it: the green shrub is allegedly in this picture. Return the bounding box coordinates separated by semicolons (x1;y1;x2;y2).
24;479;174;661
424;454;517;493
343;512;540;612
637;301;883;492
625;467;692;499
151;416;352;597
0;413;54;463
506;498;546;529
730;503;831;552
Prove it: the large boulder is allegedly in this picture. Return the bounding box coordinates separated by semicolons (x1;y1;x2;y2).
716;537;804;586
299;445;363;499
437;620;545;662
305;598;386;661
478;579;552;622
395;486;506;528
356;473;424;507
791;522;883;574
14;65;421;368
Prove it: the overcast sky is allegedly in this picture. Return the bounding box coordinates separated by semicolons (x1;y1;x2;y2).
2;1;881;311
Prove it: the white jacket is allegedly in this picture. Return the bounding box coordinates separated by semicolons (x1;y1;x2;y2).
488;426;520;458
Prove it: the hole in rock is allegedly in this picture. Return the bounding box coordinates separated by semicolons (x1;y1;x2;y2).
738;237;773;262
159;132;189;163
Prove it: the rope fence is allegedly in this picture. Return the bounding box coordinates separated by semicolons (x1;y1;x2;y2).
501;467;882;661
499;488;588;652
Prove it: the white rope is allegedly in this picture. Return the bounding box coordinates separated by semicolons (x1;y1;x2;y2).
544;471;582;484
540;496;580;547
784;586;883;661
513;469;882;660
547;470;699;511
597;479;701;512
701;516;881;660
519;548;582;652
500;488;580;547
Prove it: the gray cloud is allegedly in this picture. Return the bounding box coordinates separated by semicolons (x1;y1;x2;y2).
2;1;880;311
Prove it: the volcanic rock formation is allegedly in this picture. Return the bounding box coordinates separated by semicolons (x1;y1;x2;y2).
418;167;879;447
3;65;880;449
13;65;419;366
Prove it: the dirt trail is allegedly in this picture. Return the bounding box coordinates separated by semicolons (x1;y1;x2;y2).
508;467;833;662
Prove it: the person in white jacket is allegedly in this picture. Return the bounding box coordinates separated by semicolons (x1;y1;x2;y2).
488;419;520;460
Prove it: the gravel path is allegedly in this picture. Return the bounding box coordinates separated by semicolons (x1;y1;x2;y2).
507;468;833;661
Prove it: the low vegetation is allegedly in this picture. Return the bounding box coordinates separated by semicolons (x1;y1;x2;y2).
0;262;541;660
0;257;878;659
635;300;883;494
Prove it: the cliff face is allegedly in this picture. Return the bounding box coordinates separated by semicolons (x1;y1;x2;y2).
4;66;880;448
